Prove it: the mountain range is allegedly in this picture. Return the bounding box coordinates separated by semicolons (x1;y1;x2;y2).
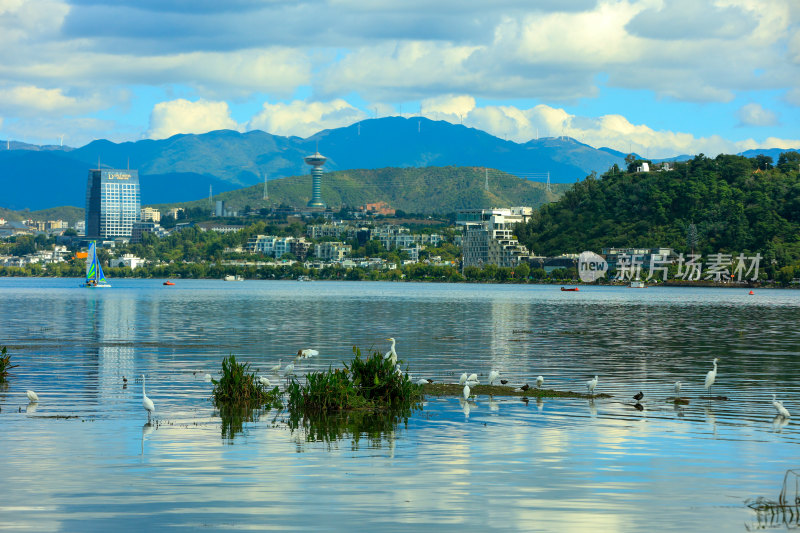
0;116;796;211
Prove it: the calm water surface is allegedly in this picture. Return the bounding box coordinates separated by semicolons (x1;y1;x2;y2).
1;278;799;531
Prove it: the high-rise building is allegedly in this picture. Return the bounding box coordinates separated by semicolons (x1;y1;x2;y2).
85;168;141;238
304;152;327;208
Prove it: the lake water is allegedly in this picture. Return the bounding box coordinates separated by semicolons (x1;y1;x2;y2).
1;278;799;531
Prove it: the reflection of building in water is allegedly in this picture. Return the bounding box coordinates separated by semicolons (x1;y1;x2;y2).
487;298;530;367
96;296;137;399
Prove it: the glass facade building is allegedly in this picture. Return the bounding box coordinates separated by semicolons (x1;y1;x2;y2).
85;169;141;238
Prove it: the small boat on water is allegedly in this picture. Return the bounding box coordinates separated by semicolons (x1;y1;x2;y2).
224;275;244;281
561;287;580;292
629;280;646;288
297;275;312;282
163;281;175;286
80;241;110;288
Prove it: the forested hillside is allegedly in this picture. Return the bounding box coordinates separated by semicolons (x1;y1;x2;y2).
515;152;800;268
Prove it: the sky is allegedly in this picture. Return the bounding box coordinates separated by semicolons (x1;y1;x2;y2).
0;0;798;158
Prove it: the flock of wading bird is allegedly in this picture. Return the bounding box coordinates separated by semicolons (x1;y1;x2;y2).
16;341;792;424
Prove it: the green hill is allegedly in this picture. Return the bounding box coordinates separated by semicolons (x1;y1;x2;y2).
155;166;572;214
515;152;800;266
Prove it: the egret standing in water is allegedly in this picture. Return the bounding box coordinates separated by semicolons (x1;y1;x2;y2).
269;360;282;373
586;376;598;396
384;338;398;365
536;375;544;388
674;381;682;396
463;384;470;400
459;373;468;386
142;374;154;422
772;394;791;418
704;358;719;397
488;370;500;386
26;390;39;403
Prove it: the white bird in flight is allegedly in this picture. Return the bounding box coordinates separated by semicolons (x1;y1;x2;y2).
772;394;791;418
142;374;154;422
26;390;39;403
384;338;398;365
586;375;598;396
704;358;719;396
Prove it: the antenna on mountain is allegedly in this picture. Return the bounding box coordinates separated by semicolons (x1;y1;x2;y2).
536;128;539;141
262;172;268;201
358;123;361;136
546;172;552;192
418;120;421;133
59;134;64;147
127;157;130;170
209;184;212;205
485;168;489;192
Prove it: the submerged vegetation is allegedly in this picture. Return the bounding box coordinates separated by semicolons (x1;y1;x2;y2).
211;353;281;408
0;346;18;383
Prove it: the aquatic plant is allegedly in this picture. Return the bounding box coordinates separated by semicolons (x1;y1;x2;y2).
287;346;422;414
0;346;18;383
212;353;281;408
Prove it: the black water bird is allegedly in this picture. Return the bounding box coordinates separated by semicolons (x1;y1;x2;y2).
633;391;644;402
520;383;530;391
500;379;509;385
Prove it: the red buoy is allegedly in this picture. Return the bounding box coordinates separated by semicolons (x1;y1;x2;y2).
749;290;754;295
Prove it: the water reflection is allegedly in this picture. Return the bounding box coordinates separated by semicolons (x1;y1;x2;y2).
287;407;414;450
218;404;265;441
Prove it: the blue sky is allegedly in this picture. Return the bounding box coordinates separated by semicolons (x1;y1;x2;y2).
0;0;798;158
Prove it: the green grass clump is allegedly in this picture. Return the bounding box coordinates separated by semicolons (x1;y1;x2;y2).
287;346;422;414
0;346;18;383
212;353;281;408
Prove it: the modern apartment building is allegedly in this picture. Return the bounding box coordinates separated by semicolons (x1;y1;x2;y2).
85;168;141;238
458;207;533;268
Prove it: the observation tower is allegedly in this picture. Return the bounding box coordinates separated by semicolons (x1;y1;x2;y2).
304;152;327;208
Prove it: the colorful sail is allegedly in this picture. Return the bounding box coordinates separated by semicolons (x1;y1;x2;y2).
84;241;110;287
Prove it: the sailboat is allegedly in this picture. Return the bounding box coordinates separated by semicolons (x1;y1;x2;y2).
81;241;111;288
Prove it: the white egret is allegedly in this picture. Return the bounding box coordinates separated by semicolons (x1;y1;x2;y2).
467;373;478;383
142;374;154;422
259;376;272;387
536;375;544;388
674;381;682;396
384;338;398;365
488;370;500;385
458;372;468;386
586;376;598;396
283;363;295;377
203;373;212;381
417;378;429;386
297;349;319;359
269;360;282;373
26;390;39;402
704;358;719;396
463;384;470;400
772;394;791;418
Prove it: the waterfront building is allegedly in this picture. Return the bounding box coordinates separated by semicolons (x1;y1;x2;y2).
314;241;352;261
141;207;161;222
110;254;146;269
131;221;168;243
85;168;141;238
459;208;533;268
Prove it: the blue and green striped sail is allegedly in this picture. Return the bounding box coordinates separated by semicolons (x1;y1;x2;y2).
85;242;107;285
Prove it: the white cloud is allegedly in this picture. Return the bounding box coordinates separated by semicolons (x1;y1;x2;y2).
146;99;240;139
427;102;798;158
246;99;367;138
0;85;107;116
420;95;476;122
737;103;778;127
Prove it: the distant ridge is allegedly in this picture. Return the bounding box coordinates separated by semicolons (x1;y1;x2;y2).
0;119;797;211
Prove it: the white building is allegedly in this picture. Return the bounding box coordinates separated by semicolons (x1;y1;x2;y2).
459;208;533;268
110;254;146;269
314;241;352;261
